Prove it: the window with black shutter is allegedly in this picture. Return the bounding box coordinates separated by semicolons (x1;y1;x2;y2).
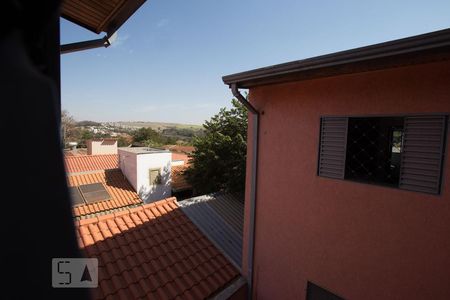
399;116;447;194
318;117;348;179
318;115;447;194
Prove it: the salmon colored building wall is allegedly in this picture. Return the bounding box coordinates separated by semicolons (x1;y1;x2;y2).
243;60;450;299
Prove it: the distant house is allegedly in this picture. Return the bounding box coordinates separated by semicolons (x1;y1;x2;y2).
118;147;172;203
223;29;450;299
66;141;194;203
87;138;118;155
162;144;195;166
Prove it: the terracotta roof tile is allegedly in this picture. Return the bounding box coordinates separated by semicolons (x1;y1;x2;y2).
171;152;190;164
65;154;119;173
171;165;192;192
162;145;195;154
68;169;141;217
76;198;239;299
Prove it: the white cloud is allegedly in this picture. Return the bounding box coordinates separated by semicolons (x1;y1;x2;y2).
110;33;129;48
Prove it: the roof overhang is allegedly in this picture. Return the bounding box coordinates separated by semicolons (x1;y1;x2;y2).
61;0;146;35
223;28;450;89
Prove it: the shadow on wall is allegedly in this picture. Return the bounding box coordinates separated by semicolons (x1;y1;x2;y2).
139;163;172;203
104;169;136;192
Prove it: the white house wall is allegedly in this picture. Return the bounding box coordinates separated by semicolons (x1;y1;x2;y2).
118;150;138;191
136;152;172;203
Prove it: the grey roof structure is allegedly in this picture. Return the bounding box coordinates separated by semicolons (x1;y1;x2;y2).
223;28;450;88
178;193;244;269
118;147;170;154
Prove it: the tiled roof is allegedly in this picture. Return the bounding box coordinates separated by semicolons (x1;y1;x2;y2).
68;169;141;218
162;145;195;154
172;152;190;164
64;148;88;156
75;198;240;300
65;154;119;173
171;166;192;192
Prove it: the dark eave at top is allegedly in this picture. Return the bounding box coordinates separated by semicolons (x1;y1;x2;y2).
223;28;450;89
61;0;146;35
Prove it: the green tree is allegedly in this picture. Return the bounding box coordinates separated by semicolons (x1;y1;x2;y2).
117;135;131;147
132;127;181;146
184;99;247;194
61;110;79;145
132;127;162;144
78;129;94;147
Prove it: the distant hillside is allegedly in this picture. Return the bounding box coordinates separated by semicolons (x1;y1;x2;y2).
112;121;203;131
77;120;101;127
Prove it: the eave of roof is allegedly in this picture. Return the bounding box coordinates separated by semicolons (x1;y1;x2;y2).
61;0;146;35
223;28;450;88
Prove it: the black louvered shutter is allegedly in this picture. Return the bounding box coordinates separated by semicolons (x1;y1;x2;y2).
318;117;348;179
399;115;448;194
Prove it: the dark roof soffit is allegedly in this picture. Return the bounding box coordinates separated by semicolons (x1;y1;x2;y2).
61;0;146;35
223;28;450;88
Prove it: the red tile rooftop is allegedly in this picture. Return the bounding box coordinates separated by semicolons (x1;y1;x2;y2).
172;152;190;164
68;169;141;218
64;148;88;156
75;198;240;300
162;145;195;154
65;154;119;174
172;165;192;192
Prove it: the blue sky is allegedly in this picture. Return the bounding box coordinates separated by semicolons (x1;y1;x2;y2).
61;0;450;124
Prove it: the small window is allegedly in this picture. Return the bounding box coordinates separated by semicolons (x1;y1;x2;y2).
318;115;447;194
78;183;111;203
149;168;162;185
345;117;403;186
306;282;344;300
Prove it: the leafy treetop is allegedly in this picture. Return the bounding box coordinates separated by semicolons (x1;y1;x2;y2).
184;99;247;194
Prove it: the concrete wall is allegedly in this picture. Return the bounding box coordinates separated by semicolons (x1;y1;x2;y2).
136;152;172;203
118;149;138;191
118;148;172;203
172;160;184;166
243;60;450;299
87;139;118;155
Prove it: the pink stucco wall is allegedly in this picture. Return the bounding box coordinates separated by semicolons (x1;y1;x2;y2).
243;60;450;299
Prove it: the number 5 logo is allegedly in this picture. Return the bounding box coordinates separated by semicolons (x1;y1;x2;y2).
57;261;72;285
52;258;98;288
